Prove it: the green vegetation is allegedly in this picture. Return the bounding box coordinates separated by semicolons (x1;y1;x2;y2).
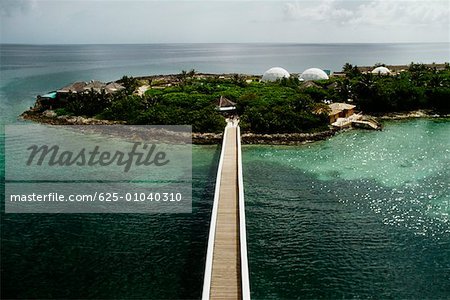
56;63;449;133
65;89;111;116
54;108;72;116
58;75;329;133
341;63;450;113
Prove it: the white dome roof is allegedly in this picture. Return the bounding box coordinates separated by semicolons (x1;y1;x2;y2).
371;66;391;75
299;68;329;81
262;67;290;82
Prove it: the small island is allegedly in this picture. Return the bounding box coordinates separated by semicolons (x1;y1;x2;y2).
22;63;450;144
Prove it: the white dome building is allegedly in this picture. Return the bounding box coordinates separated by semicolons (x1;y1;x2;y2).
262;67;290;82
299;68;329;81
371;66;391;75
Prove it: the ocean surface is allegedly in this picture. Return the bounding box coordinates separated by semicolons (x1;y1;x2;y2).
244;119;449;299
1;43;449;299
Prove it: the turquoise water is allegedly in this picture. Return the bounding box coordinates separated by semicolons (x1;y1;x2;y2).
1;44;450;298
244;119;449;299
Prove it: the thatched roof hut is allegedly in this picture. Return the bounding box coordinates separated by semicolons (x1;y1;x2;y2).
83;80;106;93
57;81;124;95
105;82;125;94
57;81;87;93
216;96;236;112
301;81;321;89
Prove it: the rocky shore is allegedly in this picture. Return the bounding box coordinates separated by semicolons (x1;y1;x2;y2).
192;129;339;145
371;109;449;120
22;110;339;145
22;109;448;145
240;130;338;145
21;110;124;125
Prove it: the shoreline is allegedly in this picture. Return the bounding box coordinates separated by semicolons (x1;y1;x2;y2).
192;129;339;145
20;110;449;145
368;109;449;120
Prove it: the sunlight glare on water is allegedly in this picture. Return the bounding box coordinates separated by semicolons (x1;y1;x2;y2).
244;119;449;299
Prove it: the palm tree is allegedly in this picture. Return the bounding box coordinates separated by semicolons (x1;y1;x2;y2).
178;70;188;87
188;69;196;77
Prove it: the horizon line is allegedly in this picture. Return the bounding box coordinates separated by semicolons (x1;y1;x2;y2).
1;41;449;46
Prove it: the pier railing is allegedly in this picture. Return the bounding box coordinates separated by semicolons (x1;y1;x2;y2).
237;125;251;300
202;124;229;300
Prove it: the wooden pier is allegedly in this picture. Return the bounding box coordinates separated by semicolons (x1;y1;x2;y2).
202;121;250;300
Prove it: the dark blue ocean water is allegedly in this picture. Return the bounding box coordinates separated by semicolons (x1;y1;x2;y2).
1;43;449;299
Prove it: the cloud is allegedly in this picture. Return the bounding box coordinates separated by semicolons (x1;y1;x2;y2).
349;0;450;26
0;0;36;17
283;0;450;27
1;0;448;44
283;0;354;23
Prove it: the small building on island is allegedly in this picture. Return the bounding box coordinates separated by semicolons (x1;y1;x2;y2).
262;67;290;82
371;66;391;75
35;80;125;111
216;96;236;112
299;68;329;81
105;82;126;93
301;81;321;89
35;91;58;110
327;102;381;130
57;80;125;95
83;80;107;93
328;102;356;124
57;81;88;94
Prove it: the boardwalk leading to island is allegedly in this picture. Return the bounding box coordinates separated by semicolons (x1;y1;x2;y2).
202;120;250;300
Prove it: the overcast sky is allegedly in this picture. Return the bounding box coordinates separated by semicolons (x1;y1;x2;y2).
1;0;449;44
